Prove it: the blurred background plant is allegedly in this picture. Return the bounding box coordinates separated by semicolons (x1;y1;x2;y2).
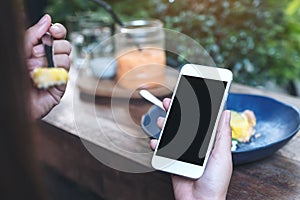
46;0;300;94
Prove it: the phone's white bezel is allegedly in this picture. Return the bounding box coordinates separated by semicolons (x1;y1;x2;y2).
152;64;233;179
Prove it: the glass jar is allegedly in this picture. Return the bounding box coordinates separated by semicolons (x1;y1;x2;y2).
67;13;115;70
116;20;166;89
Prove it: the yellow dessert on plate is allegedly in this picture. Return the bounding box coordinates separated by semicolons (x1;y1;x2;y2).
230;110;256;142
32;67;68;89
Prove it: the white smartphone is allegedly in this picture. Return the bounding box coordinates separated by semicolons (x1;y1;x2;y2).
151;64;233;179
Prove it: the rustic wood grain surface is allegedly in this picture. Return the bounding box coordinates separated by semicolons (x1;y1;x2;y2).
38;67;300;199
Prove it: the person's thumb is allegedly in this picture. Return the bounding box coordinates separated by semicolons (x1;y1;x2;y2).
214;110;232;153
24;14;52;57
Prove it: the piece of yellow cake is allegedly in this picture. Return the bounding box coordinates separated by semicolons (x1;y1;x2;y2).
230;110;256;142
32;67;68;89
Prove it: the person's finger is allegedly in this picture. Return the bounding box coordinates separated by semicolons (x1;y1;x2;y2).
163;98;171;110
47;85;67;101
199;110;232;196
157;116;165;129
214;110;232;153
26;54;70;71
150;139;158;151
32;40;72;57
54;40;72;55
24;14;52;58
54;54;71;70
49;23;67;39
26;58;44;71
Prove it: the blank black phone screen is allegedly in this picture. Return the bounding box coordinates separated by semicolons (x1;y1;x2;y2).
156;75;227;166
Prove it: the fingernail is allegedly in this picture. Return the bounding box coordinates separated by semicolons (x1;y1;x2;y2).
157;116;165;128
50;24;61;34
38;15;48;25
221;110;231;129
33;45;44;57
157;116;164;122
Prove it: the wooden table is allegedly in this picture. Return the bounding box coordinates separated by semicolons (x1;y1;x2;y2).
36;67;300;200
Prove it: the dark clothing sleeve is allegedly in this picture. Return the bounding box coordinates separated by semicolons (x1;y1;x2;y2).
24;0;48;27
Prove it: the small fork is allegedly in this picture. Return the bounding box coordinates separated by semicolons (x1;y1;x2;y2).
41;32;55;68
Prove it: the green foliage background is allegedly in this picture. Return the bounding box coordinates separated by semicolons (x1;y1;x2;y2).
47;0;300;87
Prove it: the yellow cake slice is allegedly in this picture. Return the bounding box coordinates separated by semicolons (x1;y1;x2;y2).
230;110;256;142
32;67;68;89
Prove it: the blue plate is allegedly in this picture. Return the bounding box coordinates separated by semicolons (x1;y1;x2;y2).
141;93;300;165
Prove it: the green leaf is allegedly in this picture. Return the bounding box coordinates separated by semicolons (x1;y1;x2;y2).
286;0;300;16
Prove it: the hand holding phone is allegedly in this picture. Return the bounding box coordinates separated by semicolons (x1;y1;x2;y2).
152;64;233;179
150;102;233;199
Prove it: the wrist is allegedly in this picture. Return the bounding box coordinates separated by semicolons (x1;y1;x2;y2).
190;191;227;200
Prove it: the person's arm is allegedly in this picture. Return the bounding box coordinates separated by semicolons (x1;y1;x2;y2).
24;14;72;119
150;98;233;200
